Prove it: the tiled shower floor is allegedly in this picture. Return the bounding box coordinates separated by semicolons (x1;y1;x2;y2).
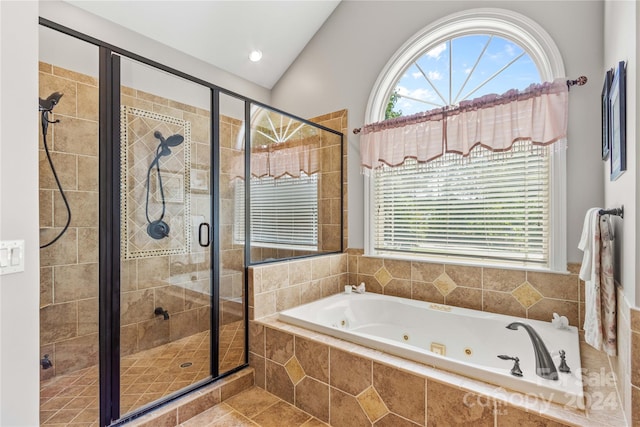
40;321;245;426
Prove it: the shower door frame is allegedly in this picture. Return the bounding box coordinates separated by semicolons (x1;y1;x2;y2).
100;44;229;426
39;16;344;427
38;18;249;427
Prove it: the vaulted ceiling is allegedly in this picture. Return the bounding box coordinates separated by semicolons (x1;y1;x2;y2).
66;1;341;89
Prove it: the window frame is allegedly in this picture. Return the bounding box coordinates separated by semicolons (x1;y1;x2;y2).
363;8;567;272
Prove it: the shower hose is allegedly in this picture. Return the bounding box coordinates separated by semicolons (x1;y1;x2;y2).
40;109;72;249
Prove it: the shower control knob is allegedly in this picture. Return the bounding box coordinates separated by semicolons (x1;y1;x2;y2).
147;220;170;240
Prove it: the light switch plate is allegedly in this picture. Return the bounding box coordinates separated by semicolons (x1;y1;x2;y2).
0;240;25;275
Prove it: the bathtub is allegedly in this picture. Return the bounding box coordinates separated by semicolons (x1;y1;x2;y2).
279;292;584;408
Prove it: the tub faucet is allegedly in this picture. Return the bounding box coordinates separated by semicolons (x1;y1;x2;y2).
506;322;558;380
154;307;170;320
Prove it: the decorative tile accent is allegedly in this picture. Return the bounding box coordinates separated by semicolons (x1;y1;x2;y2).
120;106;192;259
285;356;305;385
357;386;388;422
511;281;543;308
374;266;393;287
433;273;457;297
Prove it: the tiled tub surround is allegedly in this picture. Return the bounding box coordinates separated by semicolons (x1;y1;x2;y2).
251;317;624;427
248;254;349;320
248;254;626;426
347;250;584;328
278;292;584;407
250;252;585;342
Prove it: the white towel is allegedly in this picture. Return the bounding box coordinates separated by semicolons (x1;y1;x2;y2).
578;208;617;355
578;208;600;282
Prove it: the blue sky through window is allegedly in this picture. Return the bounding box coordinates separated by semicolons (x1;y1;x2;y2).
393;35;541;116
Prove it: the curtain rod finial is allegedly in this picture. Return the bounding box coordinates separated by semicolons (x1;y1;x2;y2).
567;76;587;88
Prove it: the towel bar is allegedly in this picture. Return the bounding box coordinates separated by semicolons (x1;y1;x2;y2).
598;206;624;218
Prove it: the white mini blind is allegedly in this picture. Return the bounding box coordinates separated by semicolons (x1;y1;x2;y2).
235;174;319;249
372;140;550;266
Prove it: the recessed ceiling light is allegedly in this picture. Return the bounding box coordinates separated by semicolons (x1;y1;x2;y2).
249;50;263;62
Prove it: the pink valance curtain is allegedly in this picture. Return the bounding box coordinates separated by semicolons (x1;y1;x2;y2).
360;79;569;170
232;136;321;179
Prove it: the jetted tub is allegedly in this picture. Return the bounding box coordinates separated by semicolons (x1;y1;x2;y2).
279;292;584;407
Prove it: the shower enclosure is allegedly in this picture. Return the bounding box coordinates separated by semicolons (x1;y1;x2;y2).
38;19;342;427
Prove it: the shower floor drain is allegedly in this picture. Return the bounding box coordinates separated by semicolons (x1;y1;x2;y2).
180;362;193;368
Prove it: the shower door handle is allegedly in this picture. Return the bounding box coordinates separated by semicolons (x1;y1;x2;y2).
198;222;211;247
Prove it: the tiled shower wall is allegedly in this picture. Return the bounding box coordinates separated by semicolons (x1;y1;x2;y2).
39;62;244;380
39;62;100;381
249;109;348;261
309;110;348;252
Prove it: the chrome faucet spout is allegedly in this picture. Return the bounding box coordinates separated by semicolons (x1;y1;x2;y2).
506;322;558;380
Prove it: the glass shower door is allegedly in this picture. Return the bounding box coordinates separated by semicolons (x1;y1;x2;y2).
118;56;213;415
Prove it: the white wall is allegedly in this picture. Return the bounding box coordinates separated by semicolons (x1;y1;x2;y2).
0;1;41;425
272;0;605;267
603;0;637;307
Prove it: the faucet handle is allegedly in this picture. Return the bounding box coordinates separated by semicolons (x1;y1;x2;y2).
558;350;571;373
498;355;523;377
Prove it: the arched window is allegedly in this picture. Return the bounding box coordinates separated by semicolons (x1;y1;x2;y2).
364;9;567;271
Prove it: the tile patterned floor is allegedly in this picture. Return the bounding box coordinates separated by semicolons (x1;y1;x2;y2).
40;321;245;426
180;387;329;427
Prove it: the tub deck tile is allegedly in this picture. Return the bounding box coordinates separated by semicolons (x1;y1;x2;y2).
257;318;626;427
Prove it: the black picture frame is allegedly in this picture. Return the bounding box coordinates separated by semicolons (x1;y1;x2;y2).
601;69;612;160
609;61;626;181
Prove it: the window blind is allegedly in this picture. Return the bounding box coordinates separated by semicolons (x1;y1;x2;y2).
235;174;319;249
372;140;550;266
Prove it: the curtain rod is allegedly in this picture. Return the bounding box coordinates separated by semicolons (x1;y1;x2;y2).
352;76;588;134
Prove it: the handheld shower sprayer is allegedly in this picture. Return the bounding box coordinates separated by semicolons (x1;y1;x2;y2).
39;92;72;249
39;92;63;138
39;92;63;112
145;131;185;240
